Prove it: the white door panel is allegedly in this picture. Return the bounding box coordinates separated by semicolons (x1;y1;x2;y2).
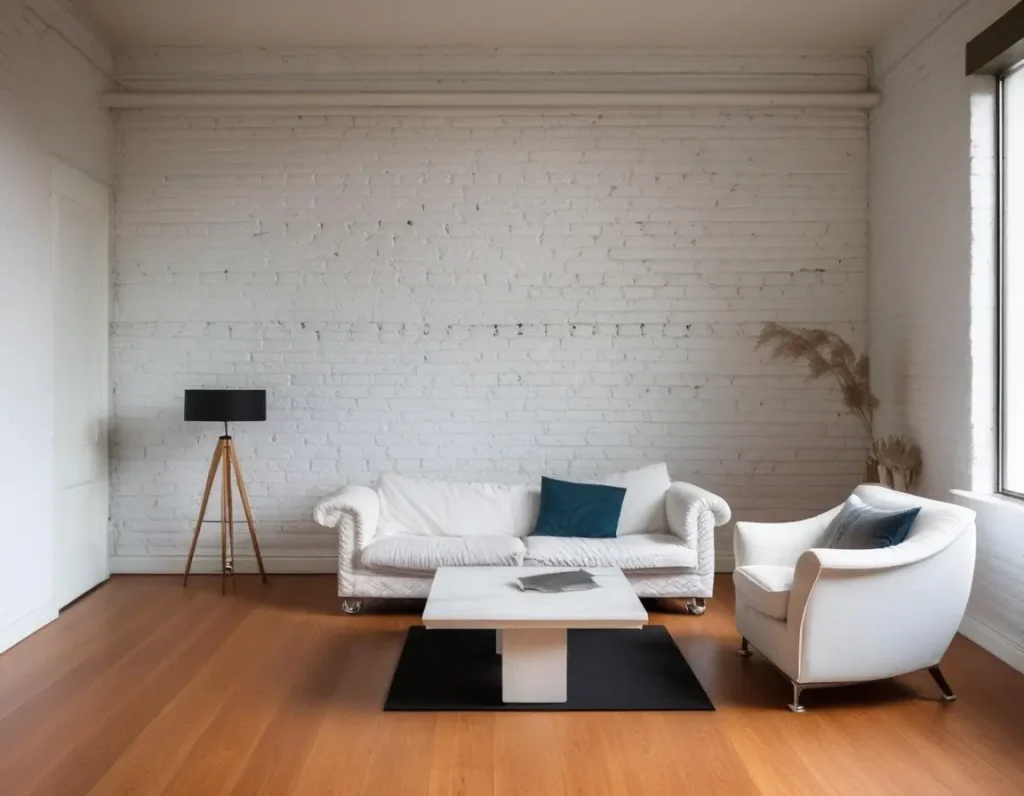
52;161;110;609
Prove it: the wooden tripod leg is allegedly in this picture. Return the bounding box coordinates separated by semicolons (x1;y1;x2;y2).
184;440;224;586
229;445;267;583
225;439;236;592
221;440;229;595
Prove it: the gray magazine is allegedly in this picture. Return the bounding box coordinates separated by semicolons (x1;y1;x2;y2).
516;569;599;593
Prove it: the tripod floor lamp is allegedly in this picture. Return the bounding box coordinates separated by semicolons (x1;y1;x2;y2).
183;389;268;593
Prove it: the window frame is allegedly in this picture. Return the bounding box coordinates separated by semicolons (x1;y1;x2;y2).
998;62;1024;499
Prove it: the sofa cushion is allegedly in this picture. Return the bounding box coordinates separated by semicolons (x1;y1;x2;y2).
376;473;539;538
360;535;526;573
531;477;627;539
523;534;697;571
733;565;794;621
599;463;672;536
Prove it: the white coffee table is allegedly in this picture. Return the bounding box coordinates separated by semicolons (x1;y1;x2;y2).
422;566;648;703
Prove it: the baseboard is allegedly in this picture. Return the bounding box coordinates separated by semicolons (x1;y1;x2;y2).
959;615;1024;674
0;603;59;655
714;552;735;573
110;555;336;575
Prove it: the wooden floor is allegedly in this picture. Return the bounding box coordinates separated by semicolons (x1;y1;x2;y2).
0;575;1022;796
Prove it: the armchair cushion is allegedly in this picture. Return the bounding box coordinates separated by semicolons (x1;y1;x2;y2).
822;495;920;550
733;565;794;620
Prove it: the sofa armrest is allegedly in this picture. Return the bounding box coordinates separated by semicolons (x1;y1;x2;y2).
313;485;380;549
733;506;841;569
665;482;731;551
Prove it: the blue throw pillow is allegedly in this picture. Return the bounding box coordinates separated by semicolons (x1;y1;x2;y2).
531;477;627;539
822;495;920;550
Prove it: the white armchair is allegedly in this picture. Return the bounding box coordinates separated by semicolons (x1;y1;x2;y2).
732;485;976;712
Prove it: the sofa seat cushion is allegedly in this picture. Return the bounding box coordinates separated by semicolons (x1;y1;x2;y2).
733;565;794;621
360;535;525;573
523;534;697;571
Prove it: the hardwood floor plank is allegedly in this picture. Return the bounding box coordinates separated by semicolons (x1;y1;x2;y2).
226;619;387;796
360;714;438;796
427;714;496;796
153;619;313;795
0;577;179;722
287;623;402;795
83;605;290;795
0;574;1018;796
0;584;240;794
493;714;572;796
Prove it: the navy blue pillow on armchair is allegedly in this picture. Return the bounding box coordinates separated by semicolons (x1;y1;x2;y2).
531;476;627;539
822;495;920;550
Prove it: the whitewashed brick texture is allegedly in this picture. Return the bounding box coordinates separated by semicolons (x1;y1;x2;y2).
111;57;870;571
871;0;1024;668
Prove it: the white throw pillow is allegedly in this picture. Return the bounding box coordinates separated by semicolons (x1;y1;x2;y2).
377;473;540;538
599;462;671;535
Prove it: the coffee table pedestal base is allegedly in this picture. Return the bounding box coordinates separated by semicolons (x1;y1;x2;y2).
500;628;568;703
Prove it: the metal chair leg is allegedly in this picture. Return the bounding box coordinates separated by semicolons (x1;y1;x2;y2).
928;666;956;702
788;682;806;713
738;637;753;657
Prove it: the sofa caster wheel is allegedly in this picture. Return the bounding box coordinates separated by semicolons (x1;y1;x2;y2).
686;598;707;616
341;598;364;615
738;637;753;657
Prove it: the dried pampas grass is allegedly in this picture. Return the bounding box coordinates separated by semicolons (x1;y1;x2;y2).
755;324;926;491
875;435;923;491
756;322;881;460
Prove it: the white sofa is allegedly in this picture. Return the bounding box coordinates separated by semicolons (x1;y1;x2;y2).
313;464;731;615
732;485;977;712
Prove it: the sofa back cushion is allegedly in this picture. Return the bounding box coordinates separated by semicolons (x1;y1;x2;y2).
601;462;671;535
377;473;540;538
375;463;672;538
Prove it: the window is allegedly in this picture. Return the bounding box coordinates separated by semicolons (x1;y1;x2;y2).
1000;64;1024;495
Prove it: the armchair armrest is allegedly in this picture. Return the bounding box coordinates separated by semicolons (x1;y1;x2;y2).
785;521;977;681
733;506;841;568
313;485;380;550
665;482;731;550
798;540;951;573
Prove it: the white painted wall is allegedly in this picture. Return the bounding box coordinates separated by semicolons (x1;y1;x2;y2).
0;0;113;652
109;50;871;574
871;0;1024;672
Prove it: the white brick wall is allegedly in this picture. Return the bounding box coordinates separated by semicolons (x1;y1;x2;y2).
871;0;1024;671
110;53;870;572
0;0;112;649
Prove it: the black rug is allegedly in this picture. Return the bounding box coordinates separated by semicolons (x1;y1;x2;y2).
384;625;714;712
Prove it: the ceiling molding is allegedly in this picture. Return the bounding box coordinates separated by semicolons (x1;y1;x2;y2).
27;0;114;77
100;90;881;111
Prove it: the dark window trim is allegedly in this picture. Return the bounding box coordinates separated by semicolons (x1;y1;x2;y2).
997;72;1012;497
967;1;1024;75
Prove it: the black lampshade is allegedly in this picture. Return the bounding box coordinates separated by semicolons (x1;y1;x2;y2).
184;389;266;423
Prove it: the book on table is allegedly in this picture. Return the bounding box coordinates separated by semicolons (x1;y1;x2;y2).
515;569;599;593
